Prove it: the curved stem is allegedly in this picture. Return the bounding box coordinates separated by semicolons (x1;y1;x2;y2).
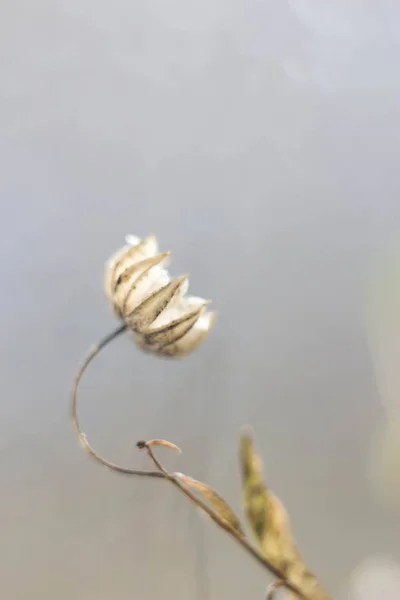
70;323;164;479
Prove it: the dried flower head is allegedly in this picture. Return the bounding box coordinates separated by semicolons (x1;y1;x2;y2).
104;234;216;357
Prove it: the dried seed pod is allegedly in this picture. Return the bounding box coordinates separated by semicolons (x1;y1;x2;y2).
104;235;216;358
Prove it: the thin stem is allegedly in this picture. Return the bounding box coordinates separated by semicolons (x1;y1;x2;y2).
70;324;163;479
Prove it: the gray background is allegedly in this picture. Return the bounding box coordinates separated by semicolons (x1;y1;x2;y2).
1;1;400;599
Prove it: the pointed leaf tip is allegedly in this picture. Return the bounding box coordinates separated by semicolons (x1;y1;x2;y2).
146;439;182;453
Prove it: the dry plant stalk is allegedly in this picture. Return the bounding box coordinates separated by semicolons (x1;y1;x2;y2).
71;234;333;600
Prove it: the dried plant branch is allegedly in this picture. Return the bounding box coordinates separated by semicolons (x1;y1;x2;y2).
135;440;323;600
71;234;333;600
71;333;330;600
72;233;215;478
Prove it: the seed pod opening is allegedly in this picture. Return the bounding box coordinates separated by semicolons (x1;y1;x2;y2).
104;235;216;358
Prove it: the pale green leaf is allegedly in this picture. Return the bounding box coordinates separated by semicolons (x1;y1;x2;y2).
239;431;331;600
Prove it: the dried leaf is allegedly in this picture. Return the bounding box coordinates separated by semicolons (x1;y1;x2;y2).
239;431;331;600
176;473;245;535
146;439;182;453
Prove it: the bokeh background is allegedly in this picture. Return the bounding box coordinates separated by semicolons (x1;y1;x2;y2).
1;1;400;599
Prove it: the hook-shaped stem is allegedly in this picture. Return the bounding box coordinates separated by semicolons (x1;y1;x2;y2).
70;323;164;479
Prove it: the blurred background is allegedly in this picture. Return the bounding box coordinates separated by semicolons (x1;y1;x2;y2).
1;1;400;598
